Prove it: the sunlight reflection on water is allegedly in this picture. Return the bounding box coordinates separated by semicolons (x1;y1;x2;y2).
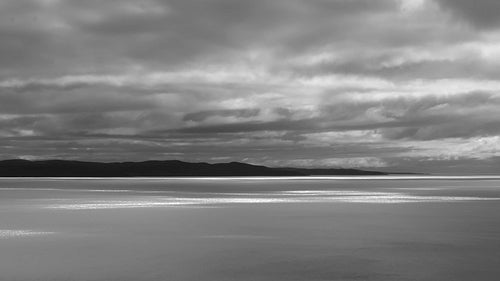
1;178;500;281
42;190;500;210
0;230;56;238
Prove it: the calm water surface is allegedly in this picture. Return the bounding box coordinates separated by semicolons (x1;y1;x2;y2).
0;177;499;281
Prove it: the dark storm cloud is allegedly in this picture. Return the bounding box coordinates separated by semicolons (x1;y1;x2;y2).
0;85;160;114
319;91;500;140
183;109;260;122
175;119;319;134
436;0;500;29
0;0;402;76
292;53;500;80
167;90;500;141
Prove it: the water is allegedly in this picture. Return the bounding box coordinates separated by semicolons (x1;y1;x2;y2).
0;177;499;281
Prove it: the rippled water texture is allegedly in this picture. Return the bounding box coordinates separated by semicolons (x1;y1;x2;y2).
0;177;499;281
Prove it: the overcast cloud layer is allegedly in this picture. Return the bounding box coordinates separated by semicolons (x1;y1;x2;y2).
1;0;500;174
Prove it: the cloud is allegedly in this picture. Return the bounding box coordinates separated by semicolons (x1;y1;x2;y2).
174;119;319;134
183;109;260;122
0;0;499;172
397;136;500;160
436;0;500;29
262;157;388;168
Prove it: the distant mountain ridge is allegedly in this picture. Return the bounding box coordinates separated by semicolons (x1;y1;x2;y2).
0;159;387;177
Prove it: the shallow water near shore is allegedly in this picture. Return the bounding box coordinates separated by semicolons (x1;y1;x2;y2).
1;177;500;281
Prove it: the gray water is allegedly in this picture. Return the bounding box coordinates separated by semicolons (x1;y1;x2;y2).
0;177;499;281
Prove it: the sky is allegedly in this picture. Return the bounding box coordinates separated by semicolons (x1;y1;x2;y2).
0;0;499;174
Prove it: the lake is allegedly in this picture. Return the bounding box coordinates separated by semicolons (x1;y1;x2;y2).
0;177;499;281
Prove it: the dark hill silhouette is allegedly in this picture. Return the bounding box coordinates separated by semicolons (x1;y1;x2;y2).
0;159;387;177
